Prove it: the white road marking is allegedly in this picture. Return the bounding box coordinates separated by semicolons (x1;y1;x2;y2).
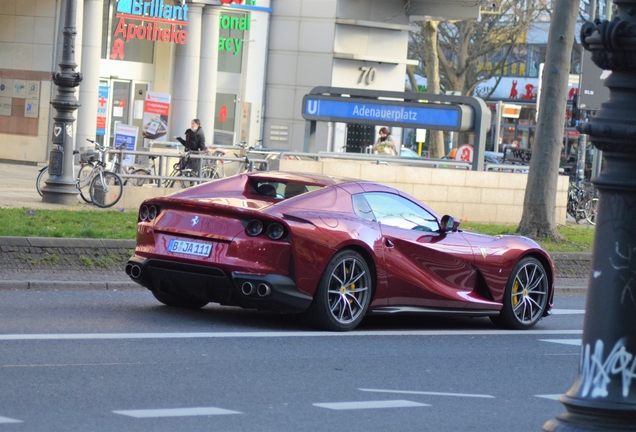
540;339;581;346
113;407;241;418
359;388;494;398
550;309;585;315
0;329;583;341
313;400;428;410
535;394;563;401
0;416;22;424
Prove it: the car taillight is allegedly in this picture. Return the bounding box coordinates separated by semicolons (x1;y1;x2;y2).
148;205;158;221
140;205;159;222
267;223;285;240
246;219;264;236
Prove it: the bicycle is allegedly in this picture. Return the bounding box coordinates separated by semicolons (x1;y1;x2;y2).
201;149;228;180
101;141;152;187
79;139;124;208
567;182;596;225
164;151;198;188
36;150;84;197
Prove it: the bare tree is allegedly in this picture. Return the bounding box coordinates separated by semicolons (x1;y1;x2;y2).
424;21;446;159
517;0;579;239
409;1;549;96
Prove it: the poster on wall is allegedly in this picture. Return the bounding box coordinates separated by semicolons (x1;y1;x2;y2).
97;85;109;136
142;91;170;141
114;124;138;165
24;100;39;118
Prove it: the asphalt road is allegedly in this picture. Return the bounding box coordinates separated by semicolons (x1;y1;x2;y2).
0;289;586;431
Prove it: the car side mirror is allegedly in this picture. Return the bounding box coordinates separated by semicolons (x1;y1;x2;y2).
440;215;460;233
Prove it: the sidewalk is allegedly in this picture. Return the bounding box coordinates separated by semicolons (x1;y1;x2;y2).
0;161;590;294
0;160;90;210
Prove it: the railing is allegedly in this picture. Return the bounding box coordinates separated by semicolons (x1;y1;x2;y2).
484;163;530;173
101;145;553;185
272;151;473;170
103;147;269;187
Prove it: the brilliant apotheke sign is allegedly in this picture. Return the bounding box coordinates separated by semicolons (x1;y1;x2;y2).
113;0;189;46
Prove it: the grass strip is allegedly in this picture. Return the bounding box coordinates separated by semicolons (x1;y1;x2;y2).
0;208;595;252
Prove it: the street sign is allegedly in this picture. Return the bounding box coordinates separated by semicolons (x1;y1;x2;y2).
302;95;475;132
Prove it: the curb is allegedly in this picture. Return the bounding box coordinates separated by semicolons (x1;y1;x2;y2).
0;281;144;291
0;237;592;295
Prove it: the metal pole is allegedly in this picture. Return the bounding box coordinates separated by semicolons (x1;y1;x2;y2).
494;100;502;152
543;0;636;430
576;113;587;186
41;0;82;205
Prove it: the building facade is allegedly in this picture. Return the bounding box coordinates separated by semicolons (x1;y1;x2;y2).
0;0;479;164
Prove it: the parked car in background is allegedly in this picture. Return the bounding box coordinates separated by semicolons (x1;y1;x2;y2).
400;147;424;158
484;151;504;164
126;171;554;332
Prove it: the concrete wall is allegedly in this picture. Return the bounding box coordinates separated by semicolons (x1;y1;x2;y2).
271;159;569;225
115;159;567;226
264;0;414;153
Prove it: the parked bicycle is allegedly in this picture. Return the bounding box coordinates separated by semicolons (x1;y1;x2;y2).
567;182;597;225
36;150;83;197
106;142;152;186
164;151;198;188
79;139;124;208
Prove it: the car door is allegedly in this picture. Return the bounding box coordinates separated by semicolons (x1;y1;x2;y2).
361;192;477;309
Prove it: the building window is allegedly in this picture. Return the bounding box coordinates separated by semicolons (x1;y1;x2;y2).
217;12;248;73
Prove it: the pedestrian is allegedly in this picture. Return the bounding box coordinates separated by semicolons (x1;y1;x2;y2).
174;119;206;172
373;127;397;155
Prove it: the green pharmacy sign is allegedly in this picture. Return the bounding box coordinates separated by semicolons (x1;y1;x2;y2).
219;14;250;56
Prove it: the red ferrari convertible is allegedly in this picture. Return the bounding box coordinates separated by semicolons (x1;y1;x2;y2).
126;171;554;331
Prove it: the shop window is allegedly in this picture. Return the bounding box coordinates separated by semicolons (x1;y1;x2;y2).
218;12;248;74
215;93;236;140
101;0;155;64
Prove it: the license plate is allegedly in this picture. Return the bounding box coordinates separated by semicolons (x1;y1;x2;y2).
167;239;213;257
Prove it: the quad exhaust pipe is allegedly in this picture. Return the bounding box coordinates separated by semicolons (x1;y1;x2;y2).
126;263;142;279
241;282;254;296
241;281;271;297
257;283;271;297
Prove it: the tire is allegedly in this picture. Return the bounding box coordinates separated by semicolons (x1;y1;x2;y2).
201;164;221;180
128;168;153;186
77;163;94;204
490;257;549;330
586;197;598;226
304;250;373;331
151;289;208;309
179;170;198;188
89;171;123;208
36;166;48;196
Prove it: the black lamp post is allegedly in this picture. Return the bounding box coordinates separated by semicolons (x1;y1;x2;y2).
543;1;636;431
41;0;82;205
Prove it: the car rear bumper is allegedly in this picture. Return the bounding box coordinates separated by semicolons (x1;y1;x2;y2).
126;255;312;313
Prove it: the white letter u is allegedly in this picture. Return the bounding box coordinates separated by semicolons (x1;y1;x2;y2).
307;100;318;115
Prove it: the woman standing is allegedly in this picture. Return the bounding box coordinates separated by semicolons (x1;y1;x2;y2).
373;127;397;155
174;119;206;172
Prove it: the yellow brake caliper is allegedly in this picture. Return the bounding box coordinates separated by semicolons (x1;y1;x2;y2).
340;267;355;303
512;280;520;307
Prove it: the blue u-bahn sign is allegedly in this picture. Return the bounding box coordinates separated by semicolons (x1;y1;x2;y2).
301;87;491;171
302;95;474;131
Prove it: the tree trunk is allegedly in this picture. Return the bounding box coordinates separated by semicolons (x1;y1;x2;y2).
406;65;419;92
424;20;445;159
517;0;579;240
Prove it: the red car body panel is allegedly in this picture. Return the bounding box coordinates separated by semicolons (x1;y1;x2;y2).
127;171;554;320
